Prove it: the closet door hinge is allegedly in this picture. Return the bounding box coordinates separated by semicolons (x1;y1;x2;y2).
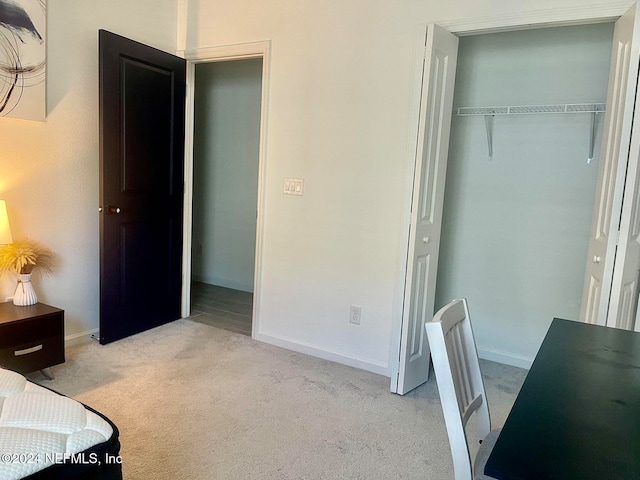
616;230;621;245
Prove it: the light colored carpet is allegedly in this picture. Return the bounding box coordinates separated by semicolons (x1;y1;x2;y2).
37;318;526;480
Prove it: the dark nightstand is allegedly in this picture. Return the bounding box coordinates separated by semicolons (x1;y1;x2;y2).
0;302;65;379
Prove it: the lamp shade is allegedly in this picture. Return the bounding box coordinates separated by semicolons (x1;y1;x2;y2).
0;200;13;245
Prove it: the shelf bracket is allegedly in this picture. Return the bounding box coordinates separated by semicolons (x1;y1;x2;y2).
587;111;599;164
484;114;494;161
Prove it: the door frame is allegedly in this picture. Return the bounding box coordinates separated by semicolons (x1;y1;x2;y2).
390;2;632;393
179;41;270;339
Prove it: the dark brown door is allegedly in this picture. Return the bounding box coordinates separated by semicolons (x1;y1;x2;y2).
99;30;186;344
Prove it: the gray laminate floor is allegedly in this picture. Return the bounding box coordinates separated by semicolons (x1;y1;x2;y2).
189;282;252;336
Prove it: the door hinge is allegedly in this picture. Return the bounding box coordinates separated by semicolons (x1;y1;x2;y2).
616;230;621;245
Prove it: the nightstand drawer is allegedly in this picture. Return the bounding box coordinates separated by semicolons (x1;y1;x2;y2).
0;335;65;374
0;314;62;349
0;302;65;374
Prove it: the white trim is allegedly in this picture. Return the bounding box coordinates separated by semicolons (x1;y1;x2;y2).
181;60;196;319
179;41;271;342
256;333;390;376
253;44;271;340
438;2;630;35
64;328;99;348
478;347;532;371
177;41;269;63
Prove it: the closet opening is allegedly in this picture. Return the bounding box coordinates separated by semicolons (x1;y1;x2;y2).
434;22;615;364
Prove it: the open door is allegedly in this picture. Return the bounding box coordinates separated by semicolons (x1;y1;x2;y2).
99;30;186;344
396;24;458;395
580;4;640;327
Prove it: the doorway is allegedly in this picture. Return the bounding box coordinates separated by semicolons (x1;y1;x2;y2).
189;58;262;336
181;41;270;339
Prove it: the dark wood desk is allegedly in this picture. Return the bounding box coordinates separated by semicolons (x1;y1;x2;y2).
484;318;640;479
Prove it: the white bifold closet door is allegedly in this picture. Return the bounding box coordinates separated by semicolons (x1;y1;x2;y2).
396;24;458;395
580;3;640;331
395;3;640;394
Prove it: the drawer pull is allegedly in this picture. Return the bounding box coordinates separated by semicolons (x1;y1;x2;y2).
14;345;43;356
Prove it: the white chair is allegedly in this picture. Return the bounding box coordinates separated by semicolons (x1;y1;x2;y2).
425;299;499;480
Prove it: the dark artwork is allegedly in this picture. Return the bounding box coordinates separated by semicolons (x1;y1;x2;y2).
0;0;46;120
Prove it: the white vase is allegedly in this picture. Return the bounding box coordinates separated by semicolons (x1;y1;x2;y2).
13;273;38;306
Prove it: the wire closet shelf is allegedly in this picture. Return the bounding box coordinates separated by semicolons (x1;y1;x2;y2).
455;103;606;116
454;103;606;162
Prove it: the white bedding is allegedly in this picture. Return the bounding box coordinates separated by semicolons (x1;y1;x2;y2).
0;368;113;480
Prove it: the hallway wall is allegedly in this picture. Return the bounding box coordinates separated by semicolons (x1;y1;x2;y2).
192;59;262;292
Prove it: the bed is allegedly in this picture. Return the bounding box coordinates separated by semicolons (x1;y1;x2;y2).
0;368;122;480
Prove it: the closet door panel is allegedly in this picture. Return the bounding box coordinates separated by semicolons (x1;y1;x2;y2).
610;118;640;330
580;3;640;326
397;24;458;395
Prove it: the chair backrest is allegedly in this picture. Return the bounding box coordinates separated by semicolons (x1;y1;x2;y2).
426;298;491;480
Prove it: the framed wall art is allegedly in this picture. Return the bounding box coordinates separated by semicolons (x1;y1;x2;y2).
0;0;46;122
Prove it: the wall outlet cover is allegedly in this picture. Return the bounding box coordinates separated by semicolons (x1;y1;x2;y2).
350;305;362;325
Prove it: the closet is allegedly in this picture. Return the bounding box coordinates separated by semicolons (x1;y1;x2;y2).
434;23;615;364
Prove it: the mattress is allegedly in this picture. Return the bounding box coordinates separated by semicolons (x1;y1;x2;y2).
0;368;122;480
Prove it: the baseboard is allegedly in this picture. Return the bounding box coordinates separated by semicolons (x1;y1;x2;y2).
478;346;533;370
65;328;99;348
255;332;389;377
63;327;531;372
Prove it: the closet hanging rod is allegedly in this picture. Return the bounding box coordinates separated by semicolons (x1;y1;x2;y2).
455;103;606;116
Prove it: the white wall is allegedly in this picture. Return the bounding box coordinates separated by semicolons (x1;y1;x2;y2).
436;24;614;367
0;0;630;374
0;0;178;342
181;0;632;374
191;59;262;293
182;1;425;374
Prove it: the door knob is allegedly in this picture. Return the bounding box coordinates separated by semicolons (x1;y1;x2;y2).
107;205;121;215
593;255;601;264
422;236;430;244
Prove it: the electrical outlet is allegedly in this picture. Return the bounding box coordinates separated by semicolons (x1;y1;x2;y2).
349;305;362;325
5;297;13;303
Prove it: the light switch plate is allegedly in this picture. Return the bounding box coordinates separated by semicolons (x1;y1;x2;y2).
284;178;304;196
